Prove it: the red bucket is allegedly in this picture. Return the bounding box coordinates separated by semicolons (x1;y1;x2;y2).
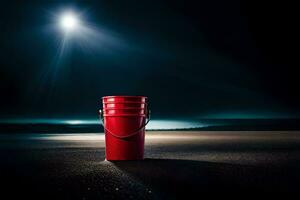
100;96;150;160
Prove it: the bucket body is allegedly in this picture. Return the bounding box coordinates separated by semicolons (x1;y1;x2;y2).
101;96;148;160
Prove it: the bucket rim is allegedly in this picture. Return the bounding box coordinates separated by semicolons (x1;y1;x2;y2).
103;114;147;117
102;96;147;99
103;102;147;104
102;101;148;105
103;107;147;110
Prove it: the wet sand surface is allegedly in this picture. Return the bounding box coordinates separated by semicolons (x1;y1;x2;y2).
1;131;300;199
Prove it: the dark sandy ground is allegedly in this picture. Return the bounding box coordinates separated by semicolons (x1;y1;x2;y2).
1;131;300;199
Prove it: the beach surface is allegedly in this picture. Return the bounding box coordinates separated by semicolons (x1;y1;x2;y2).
1;131;300;199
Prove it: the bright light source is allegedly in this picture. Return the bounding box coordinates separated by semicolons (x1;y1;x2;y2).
59;12;79;32
47;7;124;66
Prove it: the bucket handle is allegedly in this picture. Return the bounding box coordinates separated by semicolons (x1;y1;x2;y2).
99;109;151;139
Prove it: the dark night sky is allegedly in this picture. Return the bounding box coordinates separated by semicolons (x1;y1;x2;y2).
0;0;299;119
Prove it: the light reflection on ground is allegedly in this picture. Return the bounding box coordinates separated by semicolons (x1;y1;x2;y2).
0;131;300;165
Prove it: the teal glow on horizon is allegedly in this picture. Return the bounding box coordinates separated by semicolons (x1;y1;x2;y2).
0;119;208;130
201;111;294;119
